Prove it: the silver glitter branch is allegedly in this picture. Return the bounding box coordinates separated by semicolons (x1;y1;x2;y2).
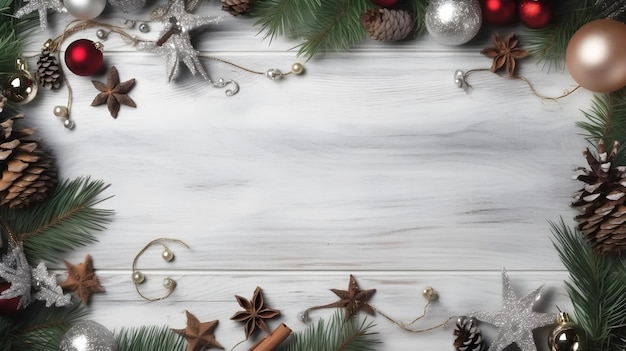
596;0;626;19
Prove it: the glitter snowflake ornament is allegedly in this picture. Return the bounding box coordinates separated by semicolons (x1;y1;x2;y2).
14;0;65;31
0;245;71;308
136;0;222;82
468;269;557;351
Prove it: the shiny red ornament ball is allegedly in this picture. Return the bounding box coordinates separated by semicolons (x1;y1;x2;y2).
481;0;517;26
64;39;104;76
370;0;399;7
0;282;20;317
518;0;553;29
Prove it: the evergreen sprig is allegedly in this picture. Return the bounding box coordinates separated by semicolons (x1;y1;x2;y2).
0;299;88;351
576;89;626;164
284;310;381;351
0;177;114;264
116;325;186;351
523;0;602;68
551;219;626;351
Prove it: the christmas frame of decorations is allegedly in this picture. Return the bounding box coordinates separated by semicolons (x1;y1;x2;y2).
1;0;626;350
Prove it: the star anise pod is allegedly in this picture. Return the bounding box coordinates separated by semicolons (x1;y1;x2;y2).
59;254;105;304
91;66;137;118
231;286;280;339
480;33;528;77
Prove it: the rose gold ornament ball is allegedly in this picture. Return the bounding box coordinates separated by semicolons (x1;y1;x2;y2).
565;19;626;93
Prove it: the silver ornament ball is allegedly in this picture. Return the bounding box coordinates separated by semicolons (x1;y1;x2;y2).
59;320;117;351
2;72;38;104
425;0;482;45
64;0;107;20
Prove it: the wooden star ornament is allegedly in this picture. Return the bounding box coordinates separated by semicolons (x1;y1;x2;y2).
173;310;224;351
305;274;377;320
231;286;281;339
60;254;105;304
91;66;137;118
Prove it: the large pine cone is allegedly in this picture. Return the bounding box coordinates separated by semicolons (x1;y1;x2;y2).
454;317;485;351
0;113;57;209
361;8;414;42
573;139;626;253
36;49;63;90
221;0;255;15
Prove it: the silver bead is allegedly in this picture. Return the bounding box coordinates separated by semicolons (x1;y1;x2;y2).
291;62;304;75
266;69;282;80
161;248;174;262
53;105;69;118
298;311;309;323
454;69;466;88
138;23;150;33
132;270;145;284
63;119;75;130
163;277;176;290
96;29;108;40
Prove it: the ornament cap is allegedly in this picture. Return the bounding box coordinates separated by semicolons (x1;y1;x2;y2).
557;312;571;324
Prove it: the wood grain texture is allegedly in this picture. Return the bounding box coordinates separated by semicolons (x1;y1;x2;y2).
16;5;595;350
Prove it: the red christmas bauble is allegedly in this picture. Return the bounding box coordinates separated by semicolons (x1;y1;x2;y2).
481;0;517;26
64;39;104;76
370;0;399;7
0;282;20;317
518;0;553;29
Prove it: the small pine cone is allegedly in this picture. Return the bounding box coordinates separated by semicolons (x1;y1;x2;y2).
0;114;57;208
573;139;626;253
454;317;485;351
36;49;63;90
361;8;414;42
221;0;255;15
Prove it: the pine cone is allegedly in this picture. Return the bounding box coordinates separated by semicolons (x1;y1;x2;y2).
454;317;485;351
361;8;414;42
573;139;626;253
0;114;57;208
36;49;63;90
221;0;255;15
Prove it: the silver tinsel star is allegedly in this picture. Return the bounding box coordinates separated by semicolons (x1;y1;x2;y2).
14;0;65;31
137;0;221;82
0;245;70;308
468;269;557;351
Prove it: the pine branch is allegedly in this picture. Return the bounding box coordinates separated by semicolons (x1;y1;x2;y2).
254;0;321;41
523;0;601;69
550;219;626;351
407;0;427;37
116;325;186;351
0;177;114;264
284;310;381;351
576;89;626;164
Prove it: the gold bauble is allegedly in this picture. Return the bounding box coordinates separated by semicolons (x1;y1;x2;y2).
565;19;626;93
2;71;38;104
548;312;585;351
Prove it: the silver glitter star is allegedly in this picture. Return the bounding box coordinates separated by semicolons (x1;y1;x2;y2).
469;269;557;351
137;0;221;82
14;0;65;31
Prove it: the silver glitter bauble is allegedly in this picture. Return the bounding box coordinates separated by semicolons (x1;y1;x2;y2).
59;321;117;351
108;0;146;13
64;0;107;20
425;0;482;45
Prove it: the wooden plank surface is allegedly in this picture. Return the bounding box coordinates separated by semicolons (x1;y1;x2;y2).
15;4;596;350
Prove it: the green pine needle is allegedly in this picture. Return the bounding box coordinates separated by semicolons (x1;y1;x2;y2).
116;325;186;351
523;0;601;69
285;310;381;351
0;299;88;351
407;0;427;38
576;89;626;164
254;0;321;41
0;177;114;264
550;219;626;351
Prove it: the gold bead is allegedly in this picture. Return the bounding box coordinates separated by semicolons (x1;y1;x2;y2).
291;62;304;75
161;248;174;262
132;270;145;284
422;286;438;301
53;105;69;118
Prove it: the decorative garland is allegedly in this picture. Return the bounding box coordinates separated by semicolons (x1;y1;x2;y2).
1;0;626;350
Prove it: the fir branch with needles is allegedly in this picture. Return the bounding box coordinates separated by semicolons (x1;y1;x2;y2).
551;219;626;351
522;0;602;69
0;299;88;351
116;326;186;351
576;89;626;164
283;310;381;351
0;177;114;264
253;0;322;42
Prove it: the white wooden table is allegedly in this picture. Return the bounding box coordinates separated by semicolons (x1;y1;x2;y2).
19;4;594;350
